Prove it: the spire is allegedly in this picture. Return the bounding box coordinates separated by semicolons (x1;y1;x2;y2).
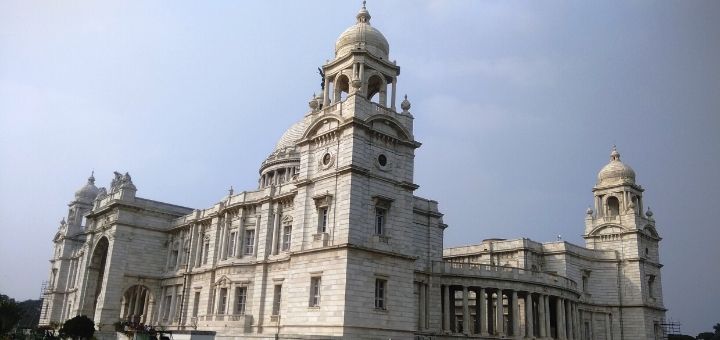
88;171;95;185
356;1;371;23
610;145;621;161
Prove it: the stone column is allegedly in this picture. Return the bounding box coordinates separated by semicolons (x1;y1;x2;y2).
252;216;260;258
525;293;534;338
133;288;142;319
557;297;566;340
142;290;150;323
237;215;246;258
511;290;519;337
496;289;505;336
217;217;226;261
419;283;426;330
169;286;178;324
605;313;611;340
271;209;280;255
390;77;397;111
462;286;470;334
566;300;574;340
575;304;581;340
480;287;489;336
537;294;545;338
323;74;330;106
359;64;365;95
442;285;450;332
545;295;551;339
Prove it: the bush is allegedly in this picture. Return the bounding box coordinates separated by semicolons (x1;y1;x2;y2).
59;316;94;340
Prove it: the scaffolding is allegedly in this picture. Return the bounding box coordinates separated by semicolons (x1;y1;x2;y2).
661;320;682;339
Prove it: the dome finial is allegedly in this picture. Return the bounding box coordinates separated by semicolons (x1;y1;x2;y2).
88;170;95;184
610;145;621;161
357;0;371;23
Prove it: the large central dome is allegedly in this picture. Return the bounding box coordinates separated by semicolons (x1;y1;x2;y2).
334;3;389;59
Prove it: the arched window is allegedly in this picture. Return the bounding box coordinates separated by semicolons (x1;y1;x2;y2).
607;196;620;216
334;74;350;102
367;75;385;105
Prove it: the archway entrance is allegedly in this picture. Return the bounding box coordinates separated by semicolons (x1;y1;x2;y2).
83;237;109;318
120;285;152;324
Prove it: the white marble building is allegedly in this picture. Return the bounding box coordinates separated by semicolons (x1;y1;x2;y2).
39;4;666;340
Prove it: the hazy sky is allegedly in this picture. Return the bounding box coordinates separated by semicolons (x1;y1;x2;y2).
1;0;718;335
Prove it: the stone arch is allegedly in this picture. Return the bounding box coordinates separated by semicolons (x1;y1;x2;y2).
606;196;620;217
366;115;412;141
366;73;387;105
301;115;343;141
120;284;153;323
82;236;109;318
333;71;352;102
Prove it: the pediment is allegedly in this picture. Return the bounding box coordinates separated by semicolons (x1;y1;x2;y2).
215;275;231;286
589;224;624;237
366;115;411;141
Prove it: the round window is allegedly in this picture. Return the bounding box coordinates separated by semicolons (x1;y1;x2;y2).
322;153;332;165
378;154;387;166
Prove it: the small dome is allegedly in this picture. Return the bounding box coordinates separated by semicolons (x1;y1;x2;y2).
75;172;100;202
597;146;636;185
335;2;389;59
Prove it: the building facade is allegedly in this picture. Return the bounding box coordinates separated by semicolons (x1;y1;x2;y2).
39;4;666;340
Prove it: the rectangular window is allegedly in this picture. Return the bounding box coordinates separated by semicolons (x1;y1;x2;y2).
272;285;282;316
309;277;321;307
163;295;172;321
375;207;386;235
203;241;210;264
235;287;247;315
282;225;292;251
218;288;228;314
244;230;255;255
318;207;328;233
228;231;236;257
375;279;386;310
648;275;655;298
170;249;179;269
192;292;200;317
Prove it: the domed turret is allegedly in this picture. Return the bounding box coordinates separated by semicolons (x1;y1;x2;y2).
597;146;636;186
74;172;100;202
335;1;389;59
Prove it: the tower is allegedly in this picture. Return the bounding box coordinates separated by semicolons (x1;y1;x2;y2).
41;173;100;325
584;146;666;339
254;3;441;338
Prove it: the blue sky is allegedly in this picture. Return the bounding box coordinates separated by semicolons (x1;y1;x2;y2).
1;0;718;335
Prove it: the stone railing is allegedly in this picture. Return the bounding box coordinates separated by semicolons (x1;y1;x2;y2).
373;103;396;115
433;261;578;292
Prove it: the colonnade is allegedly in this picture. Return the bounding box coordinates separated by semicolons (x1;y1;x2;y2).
260;166;297;188
120;285;151;323
440;285;581;339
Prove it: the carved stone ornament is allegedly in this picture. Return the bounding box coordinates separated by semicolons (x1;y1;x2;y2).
313;193;333;208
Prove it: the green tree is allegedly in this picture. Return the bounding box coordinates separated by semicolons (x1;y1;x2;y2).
0;295;24;335
697;332;714;340
59;315;94;340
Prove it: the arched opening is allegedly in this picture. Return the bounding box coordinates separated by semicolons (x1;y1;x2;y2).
82;237;109;318
367;75;385;105
334;74;350;102
631;195;639;215
120;285;152;324
607;196;620;217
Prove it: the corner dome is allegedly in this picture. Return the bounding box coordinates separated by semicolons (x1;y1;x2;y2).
75;173;100;202
597;146;636;185
335;3;389;59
